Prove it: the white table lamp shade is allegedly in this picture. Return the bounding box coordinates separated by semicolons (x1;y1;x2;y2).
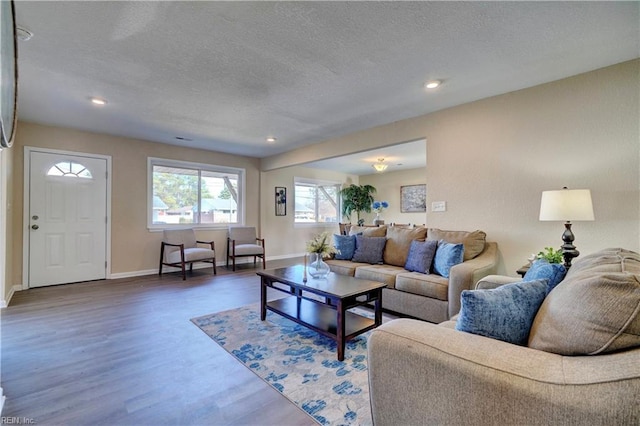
539;189;594;221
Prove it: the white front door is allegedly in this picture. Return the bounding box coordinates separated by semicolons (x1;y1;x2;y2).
28;151;107;287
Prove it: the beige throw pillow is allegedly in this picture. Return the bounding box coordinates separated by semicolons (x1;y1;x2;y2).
349;225;387;238
427;229;486;261
528;249;640;355
383;226;428;267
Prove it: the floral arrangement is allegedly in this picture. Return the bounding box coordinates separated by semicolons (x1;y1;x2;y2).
306;232;339;256
372;200;389;214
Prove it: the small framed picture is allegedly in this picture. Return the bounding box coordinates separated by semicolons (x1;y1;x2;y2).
401;184;426;213
275;187;287;216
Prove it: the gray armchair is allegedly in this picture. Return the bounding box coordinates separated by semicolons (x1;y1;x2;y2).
226;226;265;271
159;229;216;280
368;248;640;425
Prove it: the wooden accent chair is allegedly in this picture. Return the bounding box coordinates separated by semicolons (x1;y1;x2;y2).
338;223;352;235
226;226;266;271
159;229;216;280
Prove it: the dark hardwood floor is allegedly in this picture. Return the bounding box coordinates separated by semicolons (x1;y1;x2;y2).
1;259;317;425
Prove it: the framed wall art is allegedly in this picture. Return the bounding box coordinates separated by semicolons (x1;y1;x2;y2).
275;186;286;216
400;184;426;213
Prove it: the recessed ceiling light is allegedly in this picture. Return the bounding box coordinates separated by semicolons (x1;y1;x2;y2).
90;97;107;106
266;137;277;143
16;26;33;41
424;80;441;90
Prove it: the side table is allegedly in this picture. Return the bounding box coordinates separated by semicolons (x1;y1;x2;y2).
516;265;530;278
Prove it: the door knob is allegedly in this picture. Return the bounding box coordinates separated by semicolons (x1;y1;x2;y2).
31;224;39;230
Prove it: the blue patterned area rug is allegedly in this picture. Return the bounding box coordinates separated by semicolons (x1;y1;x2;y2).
191;303;390;425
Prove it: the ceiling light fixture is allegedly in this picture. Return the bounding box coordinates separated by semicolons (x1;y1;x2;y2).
372;158;388;172
90;97;107;106
424;80;441;89
266;137;277;143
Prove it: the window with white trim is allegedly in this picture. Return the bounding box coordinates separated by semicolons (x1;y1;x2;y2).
294;178;341;224
148;158;244;228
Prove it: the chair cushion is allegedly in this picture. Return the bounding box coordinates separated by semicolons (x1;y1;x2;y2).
433;240;464;278
163;229;197;259
166;248;215;264
427;228;486;260
352;236;386;264
354;264;406;288
325;259;369;276
528;248;640;355
455;279;548;345
383;226;428;267
523;259;567;294
404;239;438;274
333;234;356;260
232;243;264;256
395;272;448;300
229;226;257;244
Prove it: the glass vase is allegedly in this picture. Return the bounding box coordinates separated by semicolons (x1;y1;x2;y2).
308;252;330;279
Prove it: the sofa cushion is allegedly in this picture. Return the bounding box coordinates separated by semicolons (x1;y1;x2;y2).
433;241;464;278
523;259;567;294
528;248;640;355
325;259;369;277
383;226;428;267
396;272;448;300
404;239;437;274
455;279;548;345
427;228;486;260
349;225;387;237
355;264;406;288
352;235;386;264
333;234;356;260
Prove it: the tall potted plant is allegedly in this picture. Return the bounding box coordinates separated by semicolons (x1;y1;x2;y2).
339;184;377;225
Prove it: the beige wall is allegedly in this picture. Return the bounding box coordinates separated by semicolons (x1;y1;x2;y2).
262;60;640;275
1;146;14;303
359;167;428;226
260;165;358;257
5;60;639;296
10;123;261;288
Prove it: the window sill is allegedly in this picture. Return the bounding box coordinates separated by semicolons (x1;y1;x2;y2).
148;224;236;232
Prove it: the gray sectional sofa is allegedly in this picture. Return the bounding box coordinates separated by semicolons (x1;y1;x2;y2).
326;225;499;323
368;248;640;425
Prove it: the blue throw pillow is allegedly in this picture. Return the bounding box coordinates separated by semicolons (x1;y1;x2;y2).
333;234;356;260
523;259;567;294
405;240;438;273
433;240;464;278
455;279;548;345
352;236;386;264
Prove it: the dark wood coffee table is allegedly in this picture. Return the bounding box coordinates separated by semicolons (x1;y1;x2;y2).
257;265;386;361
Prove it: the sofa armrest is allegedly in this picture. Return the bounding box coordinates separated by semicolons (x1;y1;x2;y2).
447;242;499;318
368;319;640;426
475;274;521;290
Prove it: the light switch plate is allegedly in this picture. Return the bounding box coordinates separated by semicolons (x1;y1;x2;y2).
431;201;446;212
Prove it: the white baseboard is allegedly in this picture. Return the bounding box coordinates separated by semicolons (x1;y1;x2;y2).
109;254;300;279
8;255;304;289
0;285;22;308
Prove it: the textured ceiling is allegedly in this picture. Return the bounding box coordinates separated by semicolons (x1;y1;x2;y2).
15;1;640;162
